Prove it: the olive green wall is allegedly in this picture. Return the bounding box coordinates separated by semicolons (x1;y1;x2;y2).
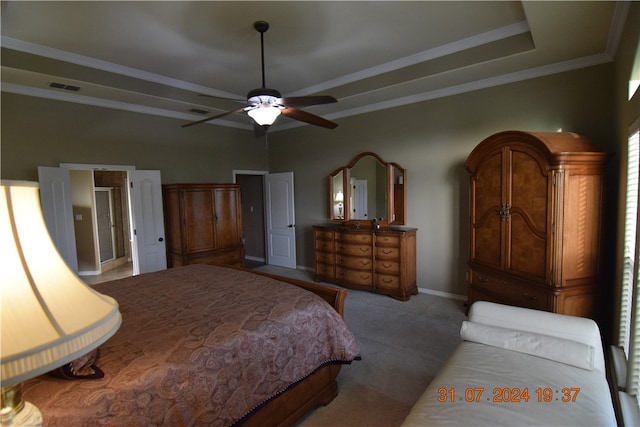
268;63;616;297
1;93;268;183
4;12;637;299
612;2;640;339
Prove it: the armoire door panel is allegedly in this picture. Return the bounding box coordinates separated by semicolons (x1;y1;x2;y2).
510;150;548;231
473;151;502;219
183;189;216;252
213;188;241;249
470;150;503;268
472;213;502;268
507;213;547;279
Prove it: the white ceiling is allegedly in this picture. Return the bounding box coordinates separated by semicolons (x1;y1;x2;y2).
0;1;630;132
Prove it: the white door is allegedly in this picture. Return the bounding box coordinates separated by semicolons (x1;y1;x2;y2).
38;166;79;272
353;179;368;220
265;172;296;268
130;170;167;274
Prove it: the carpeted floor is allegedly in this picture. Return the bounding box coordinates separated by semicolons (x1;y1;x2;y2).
252;265;467;427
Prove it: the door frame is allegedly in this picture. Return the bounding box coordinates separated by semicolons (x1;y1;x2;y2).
50;163;166;276
233;170;297;269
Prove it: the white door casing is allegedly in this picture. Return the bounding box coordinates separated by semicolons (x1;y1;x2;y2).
130;170;167;274
265;172;296;268
38;166;79;272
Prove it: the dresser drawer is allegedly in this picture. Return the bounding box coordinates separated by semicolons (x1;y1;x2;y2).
470;270;551;311
315;263;335;278
315;251;334;264
375;234;400;246
376;246;399;259
336;268;374;287
376;260;399;275
314;229;334;240
376;274;400;291
315;239;334;252
337;255;373;270
336;232;373;244
336;242;372;257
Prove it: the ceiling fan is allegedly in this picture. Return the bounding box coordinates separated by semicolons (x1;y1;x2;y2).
182;21;338;135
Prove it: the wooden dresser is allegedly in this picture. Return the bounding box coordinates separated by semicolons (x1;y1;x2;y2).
313;224;417;300
465;131;608;319
163;183;244;268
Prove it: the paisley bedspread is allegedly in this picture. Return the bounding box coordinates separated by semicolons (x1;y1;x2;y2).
23;264;361;426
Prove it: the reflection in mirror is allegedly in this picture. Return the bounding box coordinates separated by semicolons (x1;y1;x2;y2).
350;155;386;220
392;165;405;224
332;170;345;219
329;152;407;225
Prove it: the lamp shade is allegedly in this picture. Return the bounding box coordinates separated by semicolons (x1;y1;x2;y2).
335;191;344;202
247;105;281;126
0;181;122;387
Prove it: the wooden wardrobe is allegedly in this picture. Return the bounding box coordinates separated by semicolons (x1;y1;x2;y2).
163;183;244;268
465;131;608;319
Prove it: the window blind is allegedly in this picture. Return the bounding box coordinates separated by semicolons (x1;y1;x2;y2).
620;128;640;356
624;127;640;405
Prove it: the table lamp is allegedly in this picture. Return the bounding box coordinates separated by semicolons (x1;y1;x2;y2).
0;181;122;426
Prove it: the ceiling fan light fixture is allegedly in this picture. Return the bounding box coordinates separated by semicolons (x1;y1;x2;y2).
247;104;281;126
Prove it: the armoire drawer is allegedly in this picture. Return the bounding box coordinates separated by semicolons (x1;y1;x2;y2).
471;270;551;311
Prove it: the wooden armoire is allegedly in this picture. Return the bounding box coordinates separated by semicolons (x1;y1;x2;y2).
163;183;244;268
465;131;608;319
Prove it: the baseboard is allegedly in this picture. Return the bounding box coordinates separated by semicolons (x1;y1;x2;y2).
418;287;467;301
77;269;100;276
245;255;266;263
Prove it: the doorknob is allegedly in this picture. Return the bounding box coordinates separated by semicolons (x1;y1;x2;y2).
288;224;294;228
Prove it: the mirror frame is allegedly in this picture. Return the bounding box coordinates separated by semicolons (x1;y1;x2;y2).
329;152;407;225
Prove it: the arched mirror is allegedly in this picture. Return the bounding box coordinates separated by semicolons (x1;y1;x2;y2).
329;152;407;225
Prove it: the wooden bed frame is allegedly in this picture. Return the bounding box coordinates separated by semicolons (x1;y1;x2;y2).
240;270;348;427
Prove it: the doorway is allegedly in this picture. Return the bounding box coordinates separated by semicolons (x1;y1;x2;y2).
39;164;166;278
93;170;130;273
235;172;267;266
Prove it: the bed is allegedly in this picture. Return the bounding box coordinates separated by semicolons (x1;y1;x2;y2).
22;264;361;426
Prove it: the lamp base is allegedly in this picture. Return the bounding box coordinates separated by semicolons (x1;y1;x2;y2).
1;385;42;427
3;402;42;427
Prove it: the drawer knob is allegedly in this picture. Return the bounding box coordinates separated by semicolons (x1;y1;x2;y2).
523;292;538;301
478;276;489;283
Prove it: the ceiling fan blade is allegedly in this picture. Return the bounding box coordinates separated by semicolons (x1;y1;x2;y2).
182;107;247;128
281;107;338;129
278;95;337;108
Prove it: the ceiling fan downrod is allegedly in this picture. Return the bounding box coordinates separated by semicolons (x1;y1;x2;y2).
254;21;269;89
